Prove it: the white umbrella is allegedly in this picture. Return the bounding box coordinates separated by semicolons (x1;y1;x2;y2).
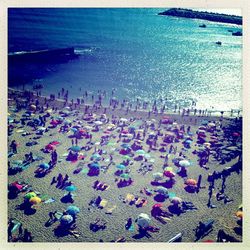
120;118;128;122
94;121;103;126
179;160;191;167
153;172;163;181
136;213;151;228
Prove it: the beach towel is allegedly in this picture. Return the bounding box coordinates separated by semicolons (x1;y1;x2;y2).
99;199;108;208
44;198;56;204
128;224;135;232
21;162;31;170
168;192;176;199
105;205;117;214
11;220;21;233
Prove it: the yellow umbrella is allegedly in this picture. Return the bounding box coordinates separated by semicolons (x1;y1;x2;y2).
29;196;42;204
236;211;243;219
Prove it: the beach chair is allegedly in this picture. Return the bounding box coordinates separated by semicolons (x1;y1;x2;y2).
98;199;108;209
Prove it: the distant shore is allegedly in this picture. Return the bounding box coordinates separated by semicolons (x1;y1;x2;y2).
158;8;242;25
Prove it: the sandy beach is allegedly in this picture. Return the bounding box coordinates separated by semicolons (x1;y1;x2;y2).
7;88;243;243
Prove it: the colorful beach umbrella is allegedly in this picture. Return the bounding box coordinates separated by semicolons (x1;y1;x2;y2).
179;160;191;168
170;197;182;205
155;187;169;196
236;211;243;219
24;192;37;200
29;196;41;204
39;163;50;169
185;179;197;186
120;173;130;180
66;205;80;215
65;185;77;192
70;146;81;152
136;213;151;228
116;164;126;170
136;149;146;156
89;163;100;169
60;215;73;225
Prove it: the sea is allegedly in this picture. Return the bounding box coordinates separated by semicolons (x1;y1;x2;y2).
8;8;242;113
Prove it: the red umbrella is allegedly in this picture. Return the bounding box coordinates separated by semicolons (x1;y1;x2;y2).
11;182;23;191
163;170;175;178
152;203;163;209
50;141;60;146
45;144;56;151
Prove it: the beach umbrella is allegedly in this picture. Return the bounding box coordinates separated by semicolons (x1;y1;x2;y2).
13;160;23;165
152;203;163;209
107;142;116;146
163;170;175;178
165;167;173;172
153;172;163;181
144;154;151;159
122;155;131;160
70;146;81;152
71;127;78;133
45;144;56;151
121;143;130;148
10;182;23;191
136;149;146;156
155;187;169;196
66;205;80;215
94;121;103;126
89;163;100;169
91;153;101;161
29;196;41;204
30;104;36;111
120;118;128;122
37;126;46;131
116;164;126;170
170;197;182;205
120;173;130;180
136;213;151;228
24;192;37;200
65;185;77;192
208;122;216;127
185;179;197;186
236;211;243;219
179;160;191;168
39;163;50;169
60;214;73;225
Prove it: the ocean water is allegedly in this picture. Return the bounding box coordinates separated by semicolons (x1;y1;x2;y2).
8;8;242;112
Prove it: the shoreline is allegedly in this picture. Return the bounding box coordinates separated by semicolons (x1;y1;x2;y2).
8;88;240;127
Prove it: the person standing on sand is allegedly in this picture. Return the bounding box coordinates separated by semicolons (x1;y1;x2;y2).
10;140;18;154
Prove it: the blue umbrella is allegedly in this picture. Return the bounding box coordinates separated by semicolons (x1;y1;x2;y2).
121;143;130;148
116;164;126;170
66;205;80;215
71;128;78;133
91;153;101;160
89;163;100;169
70;146;81;152
65;185;77;192
39;163;50;169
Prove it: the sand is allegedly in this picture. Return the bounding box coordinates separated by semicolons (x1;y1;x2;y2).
7;89;242;242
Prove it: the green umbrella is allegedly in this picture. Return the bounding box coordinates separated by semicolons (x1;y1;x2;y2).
65;185;77;192
120;173;130;180
66;205;80;215
136;149;146;156
24;192;37;200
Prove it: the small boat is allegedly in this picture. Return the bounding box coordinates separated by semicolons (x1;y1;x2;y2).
199;24;206;28
215;41;222;45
